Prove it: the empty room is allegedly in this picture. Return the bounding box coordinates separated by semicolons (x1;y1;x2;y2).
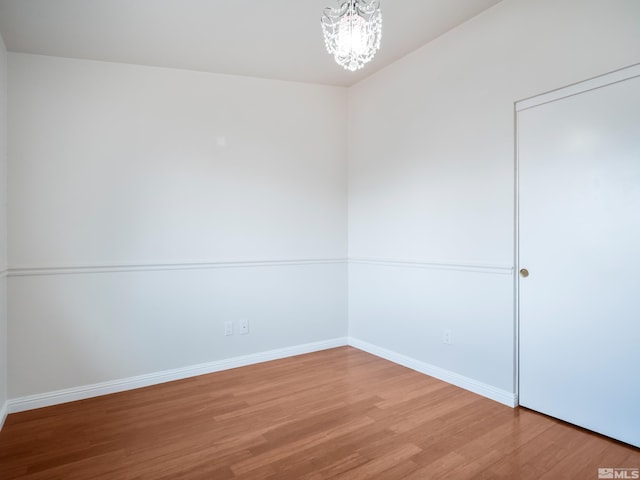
0;0;639;478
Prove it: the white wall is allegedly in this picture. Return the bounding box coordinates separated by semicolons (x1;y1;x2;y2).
8;54;348;398
0;33;7;421
348;0;640;397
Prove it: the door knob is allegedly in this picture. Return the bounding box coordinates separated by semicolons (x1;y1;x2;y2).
520;268;529;278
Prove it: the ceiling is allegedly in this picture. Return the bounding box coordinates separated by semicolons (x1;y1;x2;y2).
0;0;502;87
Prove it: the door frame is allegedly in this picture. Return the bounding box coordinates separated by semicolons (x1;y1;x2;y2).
513;63;640;406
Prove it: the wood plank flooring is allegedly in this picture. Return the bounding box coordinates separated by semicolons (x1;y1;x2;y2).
0;347;638;479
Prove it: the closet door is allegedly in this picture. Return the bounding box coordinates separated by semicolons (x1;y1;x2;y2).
517;66;640;448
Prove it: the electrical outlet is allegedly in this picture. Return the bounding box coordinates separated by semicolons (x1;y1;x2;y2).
224;321;233;336
239;319;249;335
443;329;453;345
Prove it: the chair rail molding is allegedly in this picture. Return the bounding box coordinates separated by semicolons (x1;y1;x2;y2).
349;257;513;275
7;258;349;277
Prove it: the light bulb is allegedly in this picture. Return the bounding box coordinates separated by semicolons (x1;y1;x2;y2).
337;13;368;57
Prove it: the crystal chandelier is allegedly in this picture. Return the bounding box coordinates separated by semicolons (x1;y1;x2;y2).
321;0;382;72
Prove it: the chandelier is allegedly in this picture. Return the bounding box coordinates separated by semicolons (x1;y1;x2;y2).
321;0;382;72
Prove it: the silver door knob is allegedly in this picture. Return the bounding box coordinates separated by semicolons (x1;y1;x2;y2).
520;268;529;278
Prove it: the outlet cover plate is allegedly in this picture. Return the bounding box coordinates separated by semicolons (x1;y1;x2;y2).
239;319;249;335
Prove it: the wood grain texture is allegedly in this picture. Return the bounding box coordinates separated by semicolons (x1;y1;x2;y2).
0;347;638;479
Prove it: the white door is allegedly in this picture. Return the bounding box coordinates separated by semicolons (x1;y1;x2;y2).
518;65;640;448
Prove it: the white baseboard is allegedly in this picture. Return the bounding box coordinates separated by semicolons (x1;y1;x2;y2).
348;337;517;407
5;336;516;417
0;400;7;429
7;337;349;414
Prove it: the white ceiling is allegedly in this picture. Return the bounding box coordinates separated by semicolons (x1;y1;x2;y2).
0;0;502;87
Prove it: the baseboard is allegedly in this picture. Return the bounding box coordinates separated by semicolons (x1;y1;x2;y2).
348;337;517;407
7;337;349;414
0;400;8;430
5;336;516;415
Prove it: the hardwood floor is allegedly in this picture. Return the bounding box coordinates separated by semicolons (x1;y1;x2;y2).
0;347;638;479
